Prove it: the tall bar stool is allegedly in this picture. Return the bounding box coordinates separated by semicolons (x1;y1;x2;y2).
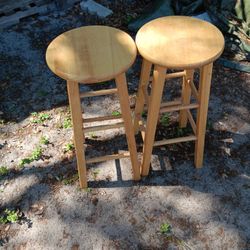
134;16;224;176
46;25;140;188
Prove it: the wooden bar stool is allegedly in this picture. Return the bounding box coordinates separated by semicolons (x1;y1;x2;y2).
134;16;224;176
46;25;140;188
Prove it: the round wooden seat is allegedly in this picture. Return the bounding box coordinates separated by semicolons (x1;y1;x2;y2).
136;16;224;69
46;25;137;83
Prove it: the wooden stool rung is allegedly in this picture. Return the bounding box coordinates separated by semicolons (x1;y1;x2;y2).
83;114;122;123
80;88;118;98
153;135;197;147
161;100;182;107
142;86;150;105
165;71;186;79
143;100;181;112
188;80;199;101
84;122;124;133
149;71;186;82
86;152;130;164
187;110;197;134
160;103;199;113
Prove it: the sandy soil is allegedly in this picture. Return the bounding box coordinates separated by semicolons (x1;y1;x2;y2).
0;1;249;249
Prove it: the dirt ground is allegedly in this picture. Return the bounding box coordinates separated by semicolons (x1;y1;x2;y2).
0;1;250;249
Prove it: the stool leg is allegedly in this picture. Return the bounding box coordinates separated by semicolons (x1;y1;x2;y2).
67;81;87;188
179;69;194;128
134;59;152;134
115;73;141;180
141;65;166;176
194;63;213;168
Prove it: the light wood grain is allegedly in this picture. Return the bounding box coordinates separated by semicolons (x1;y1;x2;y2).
195;63;213;167
153;135;197;147
84;122;124;133
83;114;122;123
116;73;141;180
189;79;199;100
141;65;166;176
46;26;137;83
80;88;118;98
187;110;197;134
159;103;198;113
86;152;130;164
136;16;224;69
179;69;194;128
134;59;152;134
67;81;87;188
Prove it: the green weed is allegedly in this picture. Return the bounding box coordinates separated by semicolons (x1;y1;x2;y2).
89;132;98;139
64;143;74;152
31;112;51;124
160;222;171;234
62;174;78;185
112;111;121;116
141;111;147;118
63;117;72;129
160;114;170;127
40;136;49;145
0;166;8;176
84;187;92;193
19;146;43;167
0;209;20;224
92;169;100;179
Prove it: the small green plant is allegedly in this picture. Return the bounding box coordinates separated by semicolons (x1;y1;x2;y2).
92;169;100;179
40;136;49;145
0;166;8;176
160;114;170;127
141;111;147;118
89;132;98;139
31;112;51;124
30;146;43;160
112;111;121;116
175;127;184;137
0;209;20;224
62;174;78;185
18;146;43;167
84;187;92;193
160;222;171;234
64;143;74;152
63;117;72;129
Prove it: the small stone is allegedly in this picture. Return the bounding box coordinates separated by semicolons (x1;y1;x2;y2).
220;138;234;143
80;0;113;18
5;225;10;232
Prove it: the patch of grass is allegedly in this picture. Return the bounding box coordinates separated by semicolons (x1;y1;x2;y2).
160;114;170;127
84;187;92;193
62;174;78;185
89;132;98;139
40;136;49;145
174;127;185;137
63;117;72;129
160;222;171;235
0;209;20;224
141;111;147;118
0;166;8;176
112;110;121;116
64;143;74;152
92;169;100;179
18;146;43;167
31;112;51;124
